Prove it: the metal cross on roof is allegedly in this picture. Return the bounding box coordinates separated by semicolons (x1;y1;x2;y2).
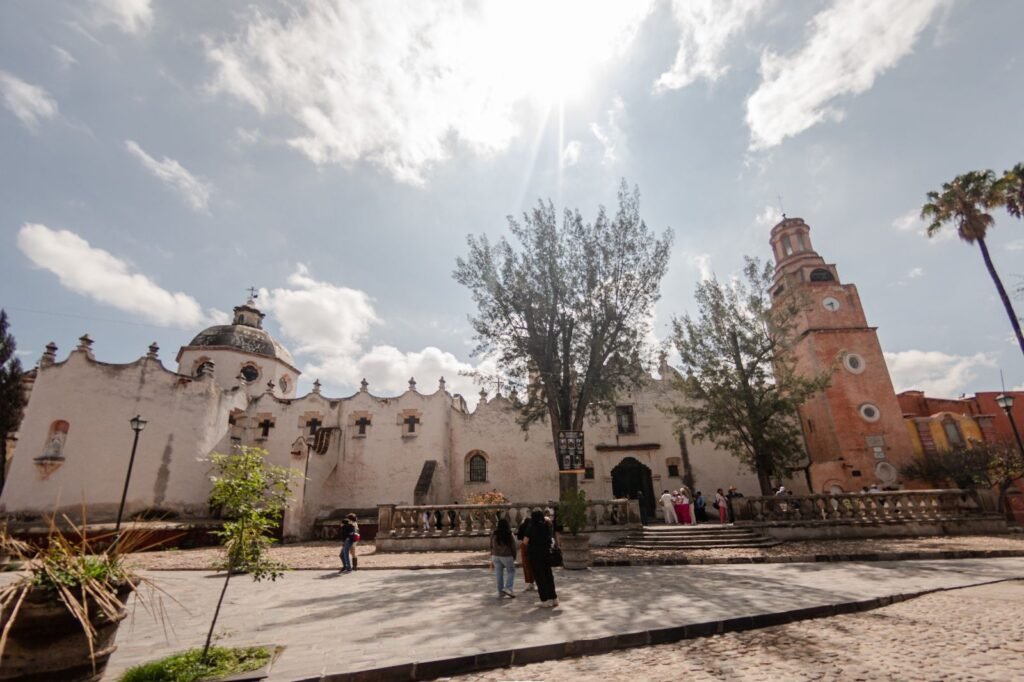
247;286;259;301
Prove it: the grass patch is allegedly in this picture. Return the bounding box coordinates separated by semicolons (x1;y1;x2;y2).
119;645;271;682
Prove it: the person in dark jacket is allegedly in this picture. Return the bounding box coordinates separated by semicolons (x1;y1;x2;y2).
524;509;558;607
516;516;535;591
339;517;355;573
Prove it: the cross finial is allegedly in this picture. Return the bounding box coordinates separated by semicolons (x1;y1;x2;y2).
247;286;259;301
359;378;368;392
147;342;159;359
312;378;322;394
408;377;417;391
438;376;447;391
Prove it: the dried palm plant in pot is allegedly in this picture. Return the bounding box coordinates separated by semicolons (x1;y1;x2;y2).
0;521;150;682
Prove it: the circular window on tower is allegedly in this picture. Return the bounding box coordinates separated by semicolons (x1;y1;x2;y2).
842;352;866;374
858;403;881;423
240;364;260;383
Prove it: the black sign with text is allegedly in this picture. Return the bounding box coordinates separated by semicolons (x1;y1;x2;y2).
557;430;585;472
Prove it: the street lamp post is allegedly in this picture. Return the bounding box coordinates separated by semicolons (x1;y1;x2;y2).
114;415;148;535
995;394;1024;458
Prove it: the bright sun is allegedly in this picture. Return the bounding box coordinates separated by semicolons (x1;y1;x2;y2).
471;1;650;106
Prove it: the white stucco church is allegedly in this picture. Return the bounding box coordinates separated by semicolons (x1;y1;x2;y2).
0;297;762;538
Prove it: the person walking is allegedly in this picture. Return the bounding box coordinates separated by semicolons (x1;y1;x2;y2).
524;509;558;607
346;513;361;570
339;515;356;573
714;488;728;524
695;490;707;523
660;489;678;524
516;515;536;591
490;517;518;598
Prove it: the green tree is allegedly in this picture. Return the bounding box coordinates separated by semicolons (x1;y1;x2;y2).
921;170;1024;358
201;446;296;662
999;162;1024;219
454;182;673;493
670;258;831;495
0;310;27;495
900;440;1024;513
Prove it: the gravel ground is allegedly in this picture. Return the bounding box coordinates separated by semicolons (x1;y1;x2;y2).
122;533;1024;571
447;579;1024;681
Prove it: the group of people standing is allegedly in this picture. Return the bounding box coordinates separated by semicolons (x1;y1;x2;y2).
660;486;743;524
489;509;560;608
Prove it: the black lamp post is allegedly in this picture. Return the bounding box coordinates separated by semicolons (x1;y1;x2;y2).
114;415;148;534
995;394;1024;459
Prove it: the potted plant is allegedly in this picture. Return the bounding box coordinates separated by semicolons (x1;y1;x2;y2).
557;489;591;570
0;522;141;681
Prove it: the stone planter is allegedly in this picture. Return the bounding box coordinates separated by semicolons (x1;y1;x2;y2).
0;583;131;682
559;533;591;570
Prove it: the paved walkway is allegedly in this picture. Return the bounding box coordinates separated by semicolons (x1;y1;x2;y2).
453;579;1024;681
98;557;1024;680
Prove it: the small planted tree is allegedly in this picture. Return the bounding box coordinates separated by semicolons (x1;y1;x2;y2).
201;446;296;662
0;309;27;495
901;440;1024;513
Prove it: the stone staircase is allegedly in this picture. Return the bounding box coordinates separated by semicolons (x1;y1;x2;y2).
609;524;778;550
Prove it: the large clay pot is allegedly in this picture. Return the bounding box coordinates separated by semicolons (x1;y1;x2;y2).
0;583;131;682
559;533;591;570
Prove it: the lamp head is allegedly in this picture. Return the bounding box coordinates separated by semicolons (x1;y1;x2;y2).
995;393;1015;411
130;415;148;432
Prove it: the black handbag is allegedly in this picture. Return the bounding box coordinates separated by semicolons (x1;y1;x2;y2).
550;545;564;567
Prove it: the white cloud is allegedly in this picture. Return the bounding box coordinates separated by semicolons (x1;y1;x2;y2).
261;265;492;406
907;267;924;279
885;349;997;396
1005;239;1024;252
590;96;626;165
754;204;781;227
746;0;948;150
692;253;713;281
16;223;219;328
88;0;153;34
125;140;212;213
0;70;58;131
206;1;650;184
892;208;954;243
53;46;78;69
561;140;582;167
655;0;769;92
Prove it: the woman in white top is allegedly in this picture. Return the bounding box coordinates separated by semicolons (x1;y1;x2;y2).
660;490;678;524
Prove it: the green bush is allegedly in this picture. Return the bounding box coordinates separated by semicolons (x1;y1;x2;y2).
119;645;270;682
559;488;588;535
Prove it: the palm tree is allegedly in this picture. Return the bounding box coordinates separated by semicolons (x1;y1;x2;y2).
1001;163;1024;219
921;170;1024;359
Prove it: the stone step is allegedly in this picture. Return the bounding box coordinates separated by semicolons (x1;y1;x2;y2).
613;539;779;549
626;531;764;540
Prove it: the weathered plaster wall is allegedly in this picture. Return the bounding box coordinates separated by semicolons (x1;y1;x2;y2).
0;349;245;520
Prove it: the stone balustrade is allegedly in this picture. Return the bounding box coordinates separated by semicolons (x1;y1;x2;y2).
734;489;1006;540
375;499;639;551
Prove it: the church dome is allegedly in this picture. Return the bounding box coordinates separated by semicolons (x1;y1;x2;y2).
184;299;295;368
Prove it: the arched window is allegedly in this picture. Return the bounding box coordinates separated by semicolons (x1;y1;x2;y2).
42;420;70;459
467;451;487;482
809;268;835;282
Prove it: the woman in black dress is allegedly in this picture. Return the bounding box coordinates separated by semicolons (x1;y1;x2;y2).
524;509;558;607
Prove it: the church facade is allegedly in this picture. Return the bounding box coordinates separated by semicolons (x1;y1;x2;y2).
0;301;763;537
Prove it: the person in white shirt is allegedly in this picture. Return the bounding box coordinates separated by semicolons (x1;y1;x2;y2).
660;490;678;524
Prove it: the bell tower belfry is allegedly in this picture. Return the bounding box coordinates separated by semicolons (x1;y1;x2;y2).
770;217;915;493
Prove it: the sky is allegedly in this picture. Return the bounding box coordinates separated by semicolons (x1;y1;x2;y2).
2;0;1023;406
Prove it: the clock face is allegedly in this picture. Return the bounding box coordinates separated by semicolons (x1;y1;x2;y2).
822;296;840;312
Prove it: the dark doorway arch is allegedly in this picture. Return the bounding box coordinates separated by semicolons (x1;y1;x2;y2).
611;457;655;519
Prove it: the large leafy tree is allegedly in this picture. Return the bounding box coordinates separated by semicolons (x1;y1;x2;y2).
0;310;27;495
901;440;1024;513
454;181;673;492
1000;163;1024;220
921;169;1024;358
671;258;831;495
